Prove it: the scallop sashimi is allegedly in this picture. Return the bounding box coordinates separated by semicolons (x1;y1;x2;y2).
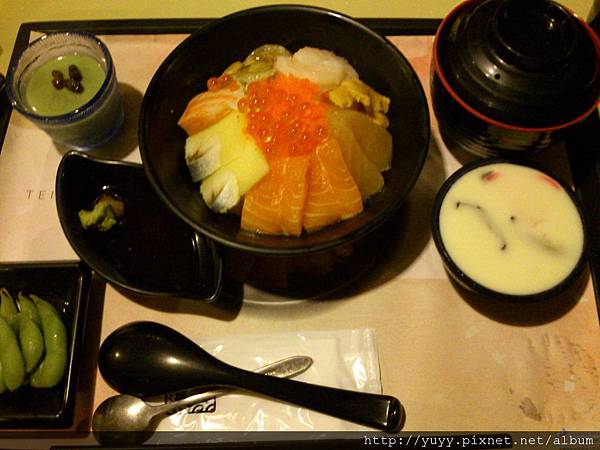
274;47;358;91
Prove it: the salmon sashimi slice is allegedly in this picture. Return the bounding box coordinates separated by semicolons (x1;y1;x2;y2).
279;157;311;235
178;88;243;135
241;155;310;236
303;138;363;233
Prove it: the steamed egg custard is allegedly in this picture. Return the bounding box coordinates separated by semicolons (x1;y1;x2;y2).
178;45;393;236
438;163;584;296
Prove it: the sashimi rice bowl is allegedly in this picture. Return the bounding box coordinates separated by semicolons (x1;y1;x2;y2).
180;44;393;236
139;5;430;255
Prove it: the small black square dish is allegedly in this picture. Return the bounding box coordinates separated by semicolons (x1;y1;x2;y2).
0;261;90;429
55;151;222;301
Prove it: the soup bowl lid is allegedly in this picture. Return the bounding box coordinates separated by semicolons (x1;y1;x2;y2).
434;0;600;130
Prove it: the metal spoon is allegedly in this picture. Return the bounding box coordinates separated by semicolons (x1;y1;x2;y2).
92;355;312;436
99;321;404;432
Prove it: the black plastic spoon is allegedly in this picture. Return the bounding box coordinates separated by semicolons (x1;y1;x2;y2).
98;321;404;432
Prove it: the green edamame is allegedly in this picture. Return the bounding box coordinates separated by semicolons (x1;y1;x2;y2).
30;294;67;388
17;314;44;374
0;315;25;391
0;288;18;329
17;292;41;326
0;360;7;394
0;289;70;395
30;352;66;389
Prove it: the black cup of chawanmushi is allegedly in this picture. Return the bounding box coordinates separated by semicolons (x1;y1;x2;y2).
432;0;600;157
431;159;586;302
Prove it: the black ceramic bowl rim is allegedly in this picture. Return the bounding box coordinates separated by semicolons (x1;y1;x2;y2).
433;0;600;133
55;151;223;300
139;4;430;256
431;158;587;302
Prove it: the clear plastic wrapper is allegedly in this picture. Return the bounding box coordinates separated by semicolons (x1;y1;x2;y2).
151;328;381;432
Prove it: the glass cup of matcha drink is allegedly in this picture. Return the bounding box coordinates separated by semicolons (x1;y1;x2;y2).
7;32;124;150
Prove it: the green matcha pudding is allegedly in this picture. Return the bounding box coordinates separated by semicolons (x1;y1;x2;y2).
25;54;105;116
7;32;124;150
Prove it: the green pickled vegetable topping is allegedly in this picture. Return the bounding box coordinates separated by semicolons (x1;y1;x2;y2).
224;44;291;85
78;194;125;232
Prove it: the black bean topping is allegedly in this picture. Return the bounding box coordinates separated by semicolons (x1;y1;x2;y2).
68;64;82;82
50;66;84;93
51;70;64;89
64;78;84;93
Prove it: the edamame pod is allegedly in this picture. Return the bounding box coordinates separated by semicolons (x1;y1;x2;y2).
30;352;66;389
0;360;7;394
0;315;25;391
17;292;41;326
18;314;44;373
30;295;67;388
0;288;18;329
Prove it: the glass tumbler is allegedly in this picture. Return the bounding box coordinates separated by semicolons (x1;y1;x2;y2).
6;32;124;151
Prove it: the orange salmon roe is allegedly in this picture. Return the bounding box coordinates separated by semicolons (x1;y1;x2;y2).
207;74;237;91
239;74;329;159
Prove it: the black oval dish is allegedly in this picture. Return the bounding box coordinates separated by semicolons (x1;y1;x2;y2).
431;159;587;302
139;5;430;256
0;261;90;429
56;151;222;301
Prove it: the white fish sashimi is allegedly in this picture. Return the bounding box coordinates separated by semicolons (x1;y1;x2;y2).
274;47;358;90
